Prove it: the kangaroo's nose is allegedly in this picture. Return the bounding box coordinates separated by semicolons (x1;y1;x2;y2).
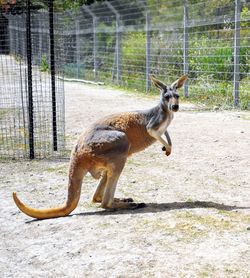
172;105;179;111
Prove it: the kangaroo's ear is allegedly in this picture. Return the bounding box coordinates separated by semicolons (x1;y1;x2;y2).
150;75;167;91
171;75;188;89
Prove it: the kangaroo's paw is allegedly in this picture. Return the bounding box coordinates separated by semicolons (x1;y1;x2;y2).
162;146;171;156
92;196;102;203
114;197;134;203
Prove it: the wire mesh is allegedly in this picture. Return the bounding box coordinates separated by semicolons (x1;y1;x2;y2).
0;0;250;159
0;1;65;159
56;0;249;109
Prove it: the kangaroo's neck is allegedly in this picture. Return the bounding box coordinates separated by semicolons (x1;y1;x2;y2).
143;102;173;123
159;99;169;113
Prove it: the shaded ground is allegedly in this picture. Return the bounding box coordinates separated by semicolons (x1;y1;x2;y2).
1;82;250;277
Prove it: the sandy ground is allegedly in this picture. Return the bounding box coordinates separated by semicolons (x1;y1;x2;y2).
1;82;250;277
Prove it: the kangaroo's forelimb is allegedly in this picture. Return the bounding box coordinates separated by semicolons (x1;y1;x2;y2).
146;112;172;156
164;130;172;146
147;128;172;156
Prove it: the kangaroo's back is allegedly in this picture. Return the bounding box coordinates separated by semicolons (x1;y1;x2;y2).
100;110;157;154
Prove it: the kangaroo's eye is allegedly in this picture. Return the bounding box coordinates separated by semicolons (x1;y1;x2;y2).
164;94;171;100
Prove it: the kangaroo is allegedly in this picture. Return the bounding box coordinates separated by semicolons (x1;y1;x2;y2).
13;75;187;219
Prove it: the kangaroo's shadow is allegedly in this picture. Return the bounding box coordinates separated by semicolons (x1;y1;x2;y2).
73;201;250;217
26;201;250;223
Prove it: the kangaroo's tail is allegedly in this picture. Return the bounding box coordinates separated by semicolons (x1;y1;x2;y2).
13;158;87;220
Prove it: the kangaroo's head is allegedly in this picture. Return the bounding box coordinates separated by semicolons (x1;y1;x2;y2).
150;75;188;112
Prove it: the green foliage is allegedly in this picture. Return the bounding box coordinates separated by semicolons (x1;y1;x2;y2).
121;32;146;89
33;0;106;10
239;78;250;110
40;56;49;72
122;32;146;71
241;7;250;28
55;1;249;110
97;23;115;48
189;37;233;80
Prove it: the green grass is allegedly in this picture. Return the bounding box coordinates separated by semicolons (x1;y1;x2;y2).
0;108;13;120
62;29;250;111
136;209;250;244
40;56;49;72
63;63;250;110
45;163;68;174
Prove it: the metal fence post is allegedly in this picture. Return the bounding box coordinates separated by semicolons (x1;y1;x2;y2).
115;14;121;84
38;17;42;64
75;19;81;79
105;1;121;84
84;6;98;80
233;0;241;107
183;0;189;97
93;17;97;80
26;0;34;159
146;11;151;93
48;0;58;151
15;24;18;55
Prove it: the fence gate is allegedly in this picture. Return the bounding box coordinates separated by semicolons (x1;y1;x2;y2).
0;0;65;159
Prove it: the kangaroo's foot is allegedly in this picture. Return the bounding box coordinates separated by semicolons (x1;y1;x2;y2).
92;197;134;204
102;201;146;210
93;197;134;204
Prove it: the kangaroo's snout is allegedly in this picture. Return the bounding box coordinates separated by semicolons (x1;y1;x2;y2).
171;104;179;112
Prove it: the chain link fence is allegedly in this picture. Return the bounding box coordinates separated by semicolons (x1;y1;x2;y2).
0;1;65;159
56;0;249;109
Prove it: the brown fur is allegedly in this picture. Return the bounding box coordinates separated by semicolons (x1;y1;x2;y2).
13;75;187;219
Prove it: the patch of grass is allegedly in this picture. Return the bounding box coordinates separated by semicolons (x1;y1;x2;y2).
64;62;250;111
0;108;12;120
198;264;216;278
45;164;68;174
127;157;142;166
218;210;250;223
137;210;246;243
238;112;250;121
99;222;112;228
138;216;208;242
177;211;233;230
186;198;195;203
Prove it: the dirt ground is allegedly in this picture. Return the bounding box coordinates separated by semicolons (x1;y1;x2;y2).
1;82;250;278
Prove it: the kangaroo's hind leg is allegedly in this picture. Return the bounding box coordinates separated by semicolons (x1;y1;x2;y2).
93;171;134;203
101;157;145;210
90;129;133;206
87;128;141;209
101;162;145;210
92;171;107;203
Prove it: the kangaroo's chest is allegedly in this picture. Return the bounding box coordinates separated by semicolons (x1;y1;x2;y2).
157;113;173;135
